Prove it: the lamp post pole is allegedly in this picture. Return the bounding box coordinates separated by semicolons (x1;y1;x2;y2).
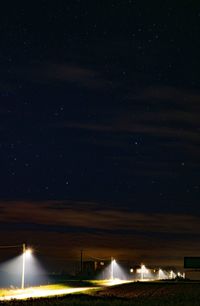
21;243;26;289
111;257;114;280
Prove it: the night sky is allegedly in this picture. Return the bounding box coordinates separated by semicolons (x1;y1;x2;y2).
0;1;200;270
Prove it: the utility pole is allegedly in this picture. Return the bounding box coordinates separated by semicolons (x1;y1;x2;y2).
80;250;83;274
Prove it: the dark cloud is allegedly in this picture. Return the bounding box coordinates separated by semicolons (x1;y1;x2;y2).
0;200;199;266
45;84;199;135
2;62;111;90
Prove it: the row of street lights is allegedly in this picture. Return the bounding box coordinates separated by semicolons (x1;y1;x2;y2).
132;264;184;280
1;247;185;288
18;250;187;286
111;260;184;281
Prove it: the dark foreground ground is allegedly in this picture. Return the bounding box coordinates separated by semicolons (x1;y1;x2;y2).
1;281;200;306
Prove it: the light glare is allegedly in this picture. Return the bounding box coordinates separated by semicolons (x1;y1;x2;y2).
25;249;32;257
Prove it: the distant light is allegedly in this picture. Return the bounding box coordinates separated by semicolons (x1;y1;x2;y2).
137;264;148;274
158;269;163;279
110;258;116;280
137;264;148;280
25;249;32;257
130;268;133;273
141;265;147;273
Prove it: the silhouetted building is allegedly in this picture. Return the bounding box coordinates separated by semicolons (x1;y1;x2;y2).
82;260;106;277
184;257;200;280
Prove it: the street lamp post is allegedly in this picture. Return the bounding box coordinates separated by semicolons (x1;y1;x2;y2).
111;257;114;280
21;243;32;289
141;264;146;280
110;257;116;280
21;243;26;289
0;243;32;289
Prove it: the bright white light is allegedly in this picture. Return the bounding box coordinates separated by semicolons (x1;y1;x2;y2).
137;264;149;280
137;264;148;273
110;258;114;280
158;268;173;280
98;259;128;280
110;258;118;280
177;272;185;279
158;269;164;279
170;270;176;279
25;249;32;258
130;268;133;273
0;252;48;288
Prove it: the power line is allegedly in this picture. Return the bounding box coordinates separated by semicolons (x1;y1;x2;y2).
0;244;22;249
87;255;110;261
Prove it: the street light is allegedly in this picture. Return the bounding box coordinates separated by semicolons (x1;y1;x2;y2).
110;257;116;280
141;264;146;280
158;268;163;280
21;243;32;289
137;264;148;280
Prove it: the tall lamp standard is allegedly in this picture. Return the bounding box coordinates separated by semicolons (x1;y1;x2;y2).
21;243;32;289
110;257;116;280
